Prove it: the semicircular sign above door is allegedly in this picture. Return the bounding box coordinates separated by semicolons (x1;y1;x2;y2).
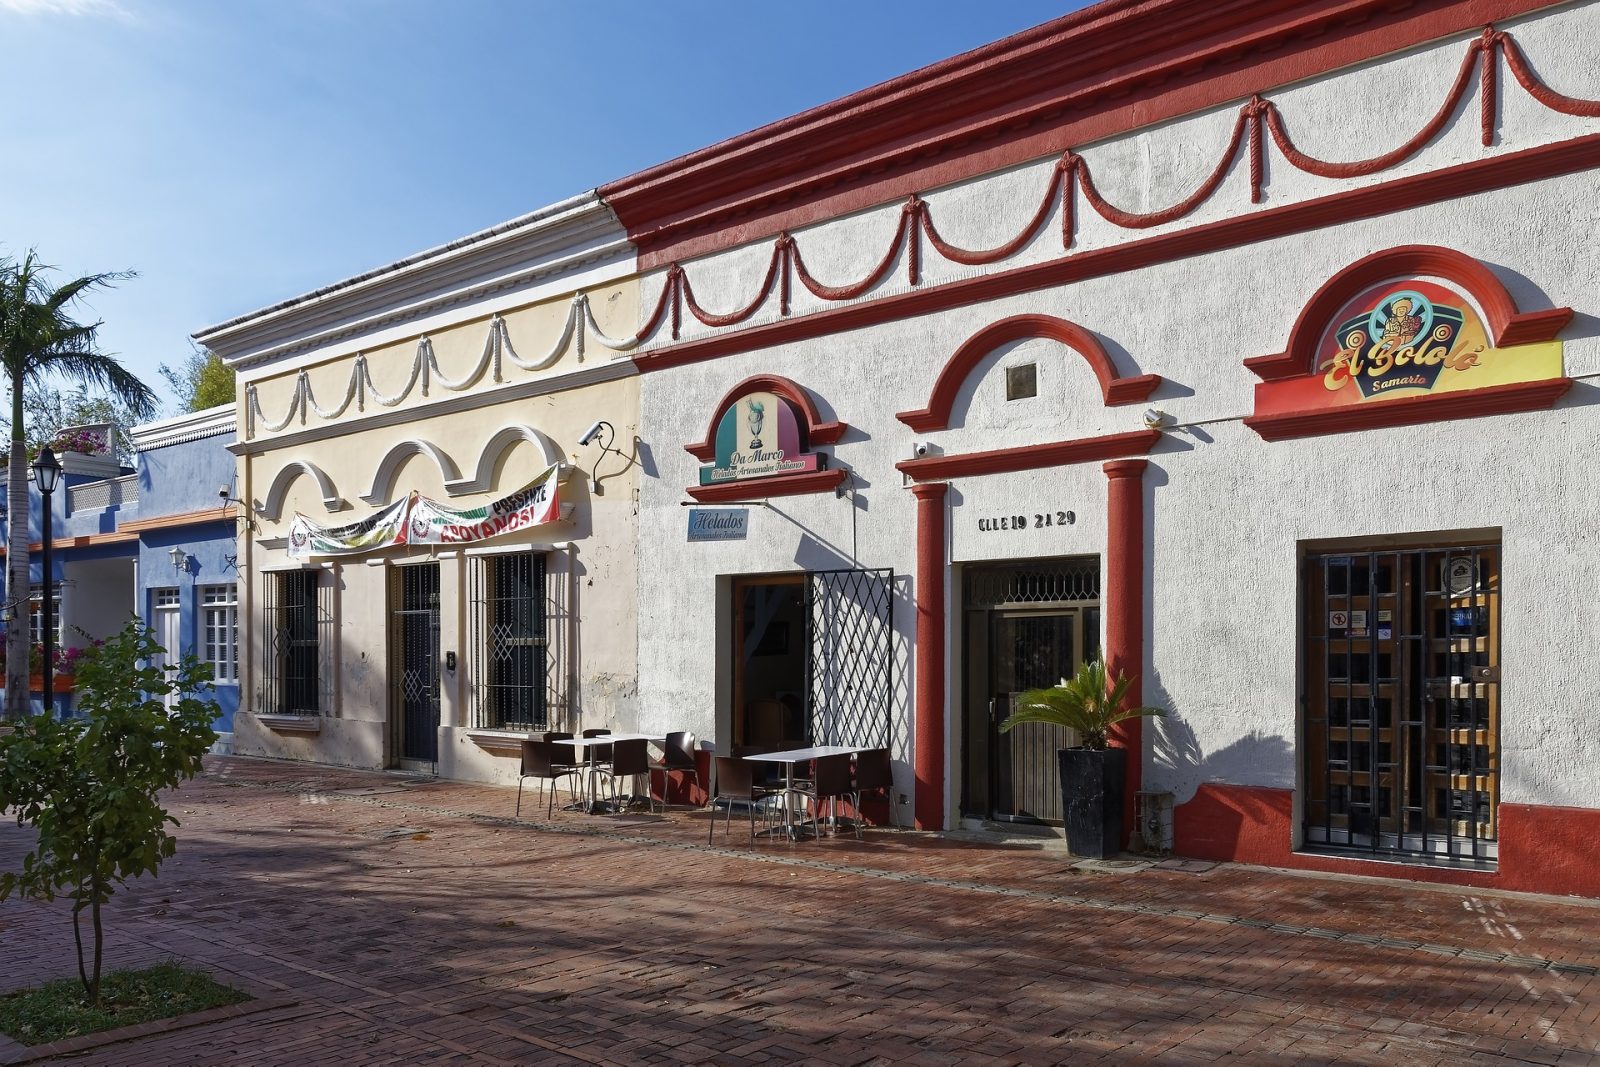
699;391;824;486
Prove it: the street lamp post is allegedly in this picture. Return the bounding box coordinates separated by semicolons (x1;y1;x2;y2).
32;447;62;717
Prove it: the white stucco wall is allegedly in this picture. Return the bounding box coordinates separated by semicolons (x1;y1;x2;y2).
633;0;1600;825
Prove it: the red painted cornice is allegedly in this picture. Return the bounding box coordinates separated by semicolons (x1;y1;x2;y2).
686;468;847;503
896;429;1160;482
685;374;847;462
1243;378;1573;440
602;0;1561;268
633;134;1600;376
898;314;1159;432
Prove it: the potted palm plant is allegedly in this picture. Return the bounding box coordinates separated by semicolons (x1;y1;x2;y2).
1000;656;1163;858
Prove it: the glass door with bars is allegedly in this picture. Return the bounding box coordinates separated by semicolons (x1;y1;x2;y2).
1302;543;1500;862
390;562;441;764
962;558;1101;825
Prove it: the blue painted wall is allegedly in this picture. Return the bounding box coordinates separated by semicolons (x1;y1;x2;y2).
133;420;241;740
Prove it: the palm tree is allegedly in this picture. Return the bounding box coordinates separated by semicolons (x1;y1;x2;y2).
0;251;156;719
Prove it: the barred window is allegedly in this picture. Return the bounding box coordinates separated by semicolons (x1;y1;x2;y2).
469;552;547;730
201;584;238;683
264;570;327;715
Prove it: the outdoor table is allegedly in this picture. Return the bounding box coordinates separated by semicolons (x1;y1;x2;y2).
562;734;665;813
742;745;858;839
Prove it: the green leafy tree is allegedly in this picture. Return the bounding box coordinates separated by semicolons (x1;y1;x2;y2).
0;250;157;720
0;622;218;1004
159;345;235;413
1000;656;1164;750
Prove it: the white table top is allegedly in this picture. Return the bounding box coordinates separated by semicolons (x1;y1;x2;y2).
743;745;858;763
554;733;664;749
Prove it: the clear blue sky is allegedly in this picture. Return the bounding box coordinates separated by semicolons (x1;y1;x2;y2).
0;0;1082;412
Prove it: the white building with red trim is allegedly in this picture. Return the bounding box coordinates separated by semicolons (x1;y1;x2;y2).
601;0;1600;895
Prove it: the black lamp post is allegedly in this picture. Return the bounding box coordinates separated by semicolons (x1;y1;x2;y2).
32;446;61;717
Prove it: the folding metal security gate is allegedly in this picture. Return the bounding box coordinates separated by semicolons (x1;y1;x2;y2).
804;568;894;749
390;563;441;763
1303;544;1500;862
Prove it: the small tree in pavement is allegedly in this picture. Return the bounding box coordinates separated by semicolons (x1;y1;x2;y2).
0;621;217;1004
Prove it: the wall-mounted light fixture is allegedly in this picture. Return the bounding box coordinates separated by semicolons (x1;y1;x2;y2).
579;419;626;495
168;545;189;576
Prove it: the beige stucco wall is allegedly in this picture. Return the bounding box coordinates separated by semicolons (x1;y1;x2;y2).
234;278;642;785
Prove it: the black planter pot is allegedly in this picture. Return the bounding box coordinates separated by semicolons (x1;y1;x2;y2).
1058;747;1125;858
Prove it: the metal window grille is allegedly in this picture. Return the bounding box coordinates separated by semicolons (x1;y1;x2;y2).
200;583;238;683
805;568;894;748
1303;543;1500;863
264;570;325;715
964;558;1100;609
468;552;556;731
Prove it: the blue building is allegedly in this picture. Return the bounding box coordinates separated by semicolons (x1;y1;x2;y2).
2;407;240;749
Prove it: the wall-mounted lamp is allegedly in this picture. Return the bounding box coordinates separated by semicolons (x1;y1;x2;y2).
168;545;189;576
579;419;625;495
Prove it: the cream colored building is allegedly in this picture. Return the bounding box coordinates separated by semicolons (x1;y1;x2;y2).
195;194;642;783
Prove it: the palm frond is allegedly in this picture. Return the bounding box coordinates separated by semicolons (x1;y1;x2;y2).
999;655;1164;749
36;351;157;420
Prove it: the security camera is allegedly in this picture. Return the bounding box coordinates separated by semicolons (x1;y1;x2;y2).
218;485;232;499
1142;408;1170;430
912;442;932;459
578;421;605;446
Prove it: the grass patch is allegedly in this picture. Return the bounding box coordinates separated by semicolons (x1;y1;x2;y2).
0;962;249;1046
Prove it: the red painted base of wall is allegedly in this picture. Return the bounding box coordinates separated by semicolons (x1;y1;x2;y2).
1173;783;1600;898
652;749;712;808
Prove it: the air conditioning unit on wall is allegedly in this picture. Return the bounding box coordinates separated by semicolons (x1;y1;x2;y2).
1136;790;1174;853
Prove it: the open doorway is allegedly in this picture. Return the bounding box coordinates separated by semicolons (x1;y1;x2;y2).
732;575;807;749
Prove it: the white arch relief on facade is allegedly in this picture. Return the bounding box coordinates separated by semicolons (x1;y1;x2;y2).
256;460;345;521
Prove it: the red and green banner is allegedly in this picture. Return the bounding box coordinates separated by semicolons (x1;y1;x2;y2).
288;495;412;558
408;464;562;544
1255;278;1563;417
287;465;563;558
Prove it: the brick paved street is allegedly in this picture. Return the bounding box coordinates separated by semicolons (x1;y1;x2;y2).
2;756;1598;1065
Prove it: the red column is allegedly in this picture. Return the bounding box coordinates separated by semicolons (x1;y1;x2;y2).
911;481;949;831
1103;459;1147;843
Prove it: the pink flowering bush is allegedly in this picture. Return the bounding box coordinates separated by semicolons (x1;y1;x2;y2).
49;429;106;457
0;640;101;676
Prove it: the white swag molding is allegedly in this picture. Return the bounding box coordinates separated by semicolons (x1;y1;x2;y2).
245;294;640;439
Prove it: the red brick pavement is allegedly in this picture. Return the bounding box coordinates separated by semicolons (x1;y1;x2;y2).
1;755;1597;1065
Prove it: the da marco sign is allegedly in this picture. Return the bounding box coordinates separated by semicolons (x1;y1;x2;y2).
698;390;824;485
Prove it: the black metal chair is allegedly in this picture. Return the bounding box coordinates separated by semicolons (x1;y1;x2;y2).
602;737;651;811
792;752;857;839
707;755;779;843
516;739;582;819
648;731;703;812
853;747;896;829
